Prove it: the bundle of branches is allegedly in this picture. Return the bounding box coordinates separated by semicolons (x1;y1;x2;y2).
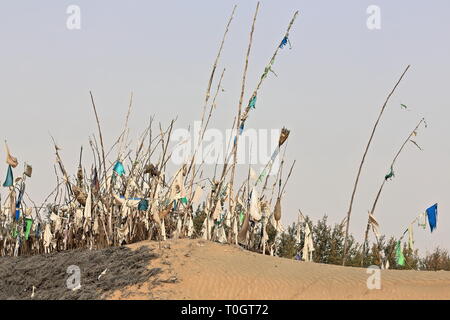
0;3;299;257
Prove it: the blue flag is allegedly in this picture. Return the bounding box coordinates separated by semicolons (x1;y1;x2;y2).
279;36;289;49
239;122;245;135
426;203;438;233
3;165;13;187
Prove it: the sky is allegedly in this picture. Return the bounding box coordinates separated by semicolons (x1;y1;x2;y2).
0;0;449;255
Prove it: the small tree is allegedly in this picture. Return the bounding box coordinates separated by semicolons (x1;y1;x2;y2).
277;223;297;259
193;204;206;237
312;216;332;263
421;247;450;271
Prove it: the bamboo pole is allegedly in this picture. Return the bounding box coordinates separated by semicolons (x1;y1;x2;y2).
187;68;227;205
218;3;260;237
118;92;134;162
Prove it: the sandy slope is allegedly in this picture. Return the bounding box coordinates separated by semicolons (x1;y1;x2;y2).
108;238;450;300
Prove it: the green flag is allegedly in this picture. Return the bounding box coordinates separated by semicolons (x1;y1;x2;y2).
384;166;395;181
25;218;33;240
395;241;405;266
239;211;245;225
11;227;18;238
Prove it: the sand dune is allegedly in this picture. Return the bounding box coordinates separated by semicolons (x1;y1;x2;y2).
108;239;450;300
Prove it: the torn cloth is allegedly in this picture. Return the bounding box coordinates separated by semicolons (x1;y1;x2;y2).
417;212;427;229
368;213;381;239
302;222;314;262
5;143;18;168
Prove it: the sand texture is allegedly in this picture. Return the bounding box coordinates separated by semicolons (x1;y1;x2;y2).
108;239;450;300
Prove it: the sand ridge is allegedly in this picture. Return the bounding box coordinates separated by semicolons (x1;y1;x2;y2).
107;239;450;300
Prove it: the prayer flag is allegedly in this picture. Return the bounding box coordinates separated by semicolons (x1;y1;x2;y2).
3;165;13;187
426;203;438;233
113;161;125;176
395;241;405;266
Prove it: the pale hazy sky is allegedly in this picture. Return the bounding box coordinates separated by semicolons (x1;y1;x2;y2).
1;0;449;254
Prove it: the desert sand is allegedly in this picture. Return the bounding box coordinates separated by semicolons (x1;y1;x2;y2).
108;238;450;300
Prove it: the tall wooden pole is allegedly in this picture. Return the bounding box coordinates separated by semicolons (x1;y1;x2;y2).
342;65;410;266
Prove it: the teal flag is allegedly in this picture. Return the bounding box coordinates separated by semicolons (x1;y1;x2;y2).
3;165;13;187
248;95;257;109
138;199;149;211
113;161;125;176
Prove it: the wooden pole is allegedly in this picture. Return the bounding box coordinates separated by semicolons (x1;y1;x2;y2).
342;65;411;266
227;2;260;230
361;118;425;265
89;92;107;184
